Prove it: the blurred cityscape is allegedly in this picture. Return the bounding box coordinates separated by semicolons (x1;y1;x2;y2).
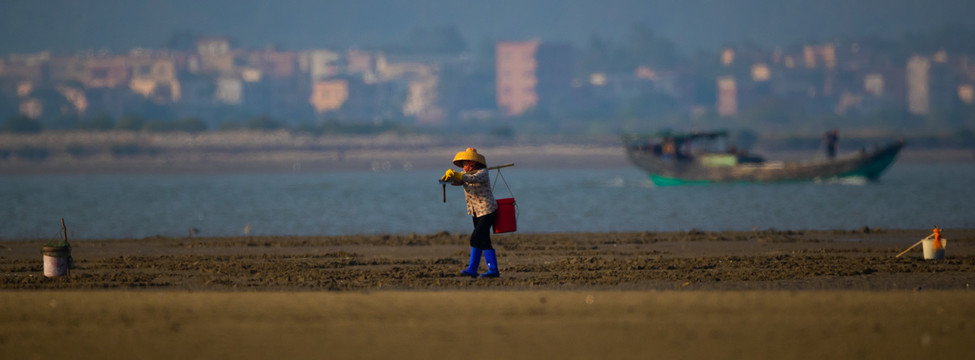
2;24;975;144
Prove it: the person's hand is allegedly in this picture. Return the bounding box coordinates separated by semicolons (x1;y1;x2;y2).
441;169;463;184
440;169;454;181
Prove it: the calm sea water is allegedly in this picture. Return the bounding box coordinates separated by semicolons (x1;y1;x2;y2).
2;162;973;240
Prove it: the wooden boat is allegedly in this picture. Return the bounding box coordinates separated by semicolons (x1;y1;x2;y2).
622;131;904;186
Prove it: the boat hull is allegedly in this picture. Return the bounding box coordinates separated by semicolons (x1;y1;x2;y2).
625;141;904;186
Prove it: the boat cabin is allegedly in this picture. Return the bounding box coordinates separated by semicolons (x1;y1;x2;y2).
623;131;763;166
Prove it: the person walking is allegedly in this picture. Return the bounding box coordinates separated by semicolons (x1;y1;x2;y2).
441;148;500;278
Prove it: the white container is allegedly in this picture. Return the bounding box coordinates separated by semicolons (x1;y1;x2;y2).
921;238;946;260
42;246;69;277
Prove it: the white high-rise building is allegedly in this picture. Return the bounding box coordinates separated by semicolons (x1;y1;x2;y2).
717;76;737;117
907;55;930;115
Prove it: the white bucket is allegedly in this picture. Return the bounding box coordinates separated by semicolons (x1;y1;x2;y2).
43;246;69;277
921;238;946;260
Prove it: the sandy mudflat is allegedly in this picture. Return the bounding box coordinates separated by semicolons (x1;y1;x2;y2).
2;229;974;359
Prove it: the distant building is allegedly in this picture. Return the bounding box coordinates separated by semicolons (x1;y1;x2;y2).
821;45;837;69
49;55;87;84
377;55;436;80
346;50;378;83
495;40;573;117
406;79;445;125
375;54;443;123
176;75;214;108
0;52;49;81
864;73;885;97
17;81;33;98
56;84;88;114
240;67;262;83
803;44;836;69
635;66;656;80
129;56;180;102
835;92;862;115
310;79;348;114
783;56;797;69
907;55;930;115
313;76;387;121
721;48;735;66
84;56;129;88
402;75;442;124
717;76;737;116
302;50;340;81
196;37;231;57
20;98;42;119
751;63;771;82
959;84;974;104
215;77;243;105
248;49;298;79
239;48;311;119
195;37;235;74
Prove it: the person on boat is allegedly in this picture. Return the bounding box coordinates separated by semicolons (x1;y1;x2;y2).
651;142;663;155
661;138;676;159
440;148;501;278
823;129;839;159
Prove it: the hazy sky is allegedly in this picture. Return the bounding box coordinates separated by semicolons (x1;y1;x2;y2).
2;0;973;55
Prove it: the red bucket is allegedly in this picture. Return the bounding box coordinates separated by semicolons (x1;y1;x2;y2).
493;198;517;233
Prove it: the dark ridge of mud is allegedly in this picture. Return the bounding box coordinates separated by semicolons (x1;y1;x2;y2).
3;228;974;292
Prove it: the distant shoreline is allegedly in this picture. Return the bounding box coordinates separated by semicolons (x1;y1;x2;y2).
1;131;971;174
0;143;632;174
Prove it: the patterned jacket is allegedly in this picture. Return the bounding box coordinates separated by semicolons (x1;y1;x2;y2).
462;169;497;217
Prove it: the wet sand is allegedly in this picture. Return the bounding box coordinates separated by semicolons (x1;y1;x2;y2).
2;229;975;359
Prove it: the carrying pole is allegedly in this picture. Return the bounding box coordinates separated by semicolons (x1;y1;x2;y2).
440;163;514;203
60;218;70;276
487;163;514;171
895;234;934;258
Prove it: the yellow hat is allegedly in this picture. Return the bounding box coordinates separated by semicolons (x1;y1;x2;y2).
453;148;486;168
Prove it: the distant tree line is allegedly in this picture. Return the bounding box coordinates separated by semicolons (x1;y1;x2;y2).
0;113;207;133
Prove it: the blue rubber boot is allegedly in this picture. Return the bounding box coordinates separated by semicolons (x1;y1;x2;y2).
480;249;500;278
460;247;482;278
